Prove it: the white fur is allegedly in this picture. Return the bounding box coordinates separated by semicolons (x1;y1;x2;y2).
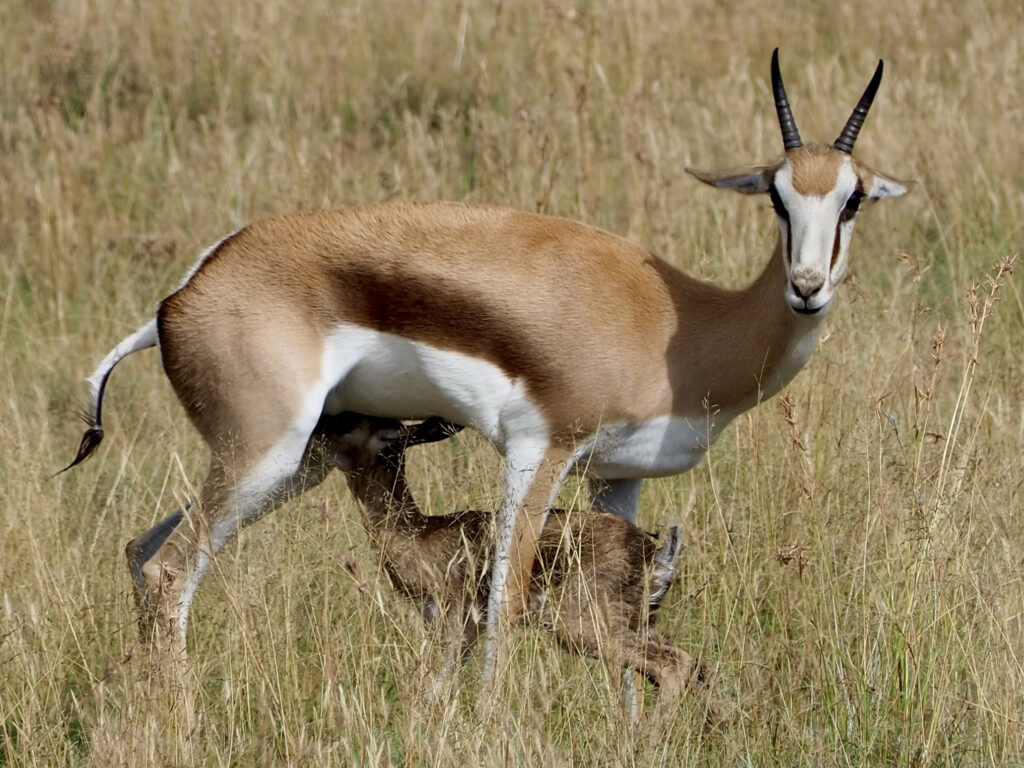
482;437;552;680
180;379;331;632
773;159;860;313
317;327;561;682
86;318;159;402
582;412;735;479
321;326;549;452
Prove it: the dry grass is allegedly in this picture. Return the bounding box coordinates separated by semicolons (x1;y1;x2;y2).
1;0;1022;764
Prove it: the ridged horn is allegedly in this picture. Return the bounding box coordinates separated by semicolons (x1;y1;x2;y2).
771;48;802;152
834;60;884;154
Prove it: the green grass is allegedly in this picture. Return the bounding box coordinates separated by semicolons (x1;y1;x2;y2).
1;0;1023;765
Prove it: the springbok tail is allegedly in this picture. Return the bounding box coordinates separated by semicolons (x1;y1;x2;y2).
58;317;159;473
648;522;683;612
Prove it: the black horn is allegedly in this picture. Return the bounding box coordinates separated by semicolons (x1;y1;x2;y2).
834;60;884;154
771;48;802;152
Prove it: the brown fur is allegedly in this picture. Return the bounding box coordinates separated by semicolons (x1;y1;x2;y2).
144;201;825;668
313;414;719;734
112;196;836;672
158;202;809;441
66;53;911;698
788;143;842;196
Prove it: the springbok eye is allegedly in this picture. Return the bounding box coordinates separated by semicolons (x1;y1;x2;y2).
839;190;864;223
768;185;789;222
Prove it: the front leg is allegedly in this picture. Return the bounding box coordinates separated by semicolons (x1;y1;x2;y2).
589;477;644;524
483;443;571;687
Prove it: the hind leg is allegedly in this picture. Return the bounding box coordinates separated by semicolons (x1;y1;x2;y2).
127;393;333;659
126;505;187;637
617;635;706;739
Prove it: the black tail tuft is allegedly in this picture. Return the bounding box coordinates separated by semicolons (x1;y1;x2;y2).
55;425;105;476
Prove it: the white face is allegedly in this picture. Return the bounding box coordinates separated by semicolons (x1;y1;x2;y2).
770;157;863;315
687;148;911;317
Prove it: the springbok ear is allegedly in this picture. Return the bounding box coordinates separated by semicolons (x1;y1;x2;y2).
864;169;916;200
401;417;464;448
366;423;405;455
686;165;775;195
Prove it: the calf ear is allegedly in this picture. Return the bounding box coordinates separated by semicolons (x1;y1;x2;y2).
686;164;776;194
400;417;464;448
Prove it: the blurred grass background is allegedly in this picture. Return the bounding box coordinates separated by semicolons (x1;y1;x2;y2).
1;0;1022;764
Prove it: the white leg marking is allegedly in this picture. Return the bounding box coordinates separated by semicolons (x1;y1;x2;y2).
623;668;640;724
482;435;575;682
177;383;331;636
481;441;546;682
177;549;212;635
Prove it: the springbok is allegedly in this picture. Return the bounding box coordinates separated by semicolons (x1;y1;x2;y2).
63;50;912;682
313;413;716;734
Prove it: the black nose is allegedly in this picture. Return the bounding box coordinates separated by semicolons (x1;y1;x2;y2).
790;280;818;301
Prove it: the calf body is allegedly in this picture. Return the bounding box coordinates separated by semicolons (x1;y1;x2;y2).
317;414;713;733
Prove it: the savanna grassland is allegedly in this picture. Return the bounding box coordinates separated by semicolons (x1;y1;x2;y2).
1;0;1022;765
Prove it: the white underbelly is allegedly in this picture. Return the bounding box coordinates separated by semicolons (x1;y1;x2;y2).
318;326;736;480
319;326;544;450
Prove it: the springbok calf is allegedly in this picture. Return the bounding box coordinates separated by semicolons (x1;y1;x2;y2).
313;412;715;734
64;50;912;681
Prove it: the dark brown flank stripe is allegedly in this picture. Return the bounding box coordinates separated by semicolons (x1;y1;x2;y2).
325;265;566;403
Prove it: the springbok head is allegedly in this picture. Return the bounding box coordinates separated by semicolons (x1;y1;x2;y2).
689;49;914;315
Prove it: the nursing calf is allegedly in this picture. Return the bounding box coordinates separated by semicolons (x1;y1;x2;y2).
315;413;718;733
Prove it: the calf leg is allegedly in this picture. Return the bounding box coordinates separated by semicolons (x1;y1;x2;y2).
608;634;707;739
426;597;481;703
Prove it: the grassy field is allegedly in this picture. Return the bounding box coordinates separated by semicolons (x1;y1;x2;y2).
2;0;1022;764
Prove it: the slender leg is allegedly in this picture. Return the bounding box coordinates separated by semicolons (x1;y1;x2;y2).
126;506;187;636
427;598;479;704
627;636;697;740
589;477;644;524
622;668;640;724
127;412;335;660
483;444;571;687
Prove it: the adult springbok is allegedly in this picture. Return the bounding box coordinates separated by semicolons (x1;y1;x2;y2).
63;50;912;683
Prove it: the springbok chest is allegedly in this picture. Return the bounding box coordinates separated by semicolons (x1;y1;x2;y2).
582;412;736;479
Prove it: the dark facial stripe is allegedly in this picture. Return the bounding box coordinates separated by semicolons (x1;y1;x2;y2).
831;183;864;269
831;223;842;270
